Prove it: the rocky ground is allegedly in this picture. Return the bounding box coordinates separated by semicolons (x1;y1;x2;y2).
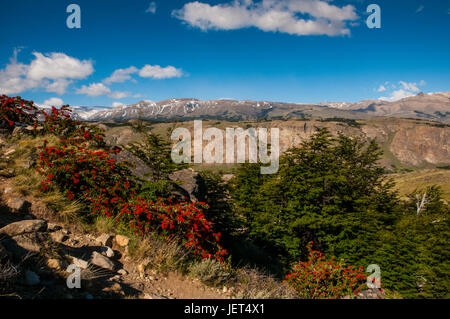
0;177;230;299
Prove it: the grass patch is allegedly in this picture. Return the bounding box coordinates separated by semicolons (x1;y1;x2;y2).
390;169;450;203
189;258;232;287
127;234;190;274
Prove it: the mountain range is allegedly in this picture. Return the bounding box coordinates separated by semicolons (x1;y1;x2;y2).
70;92;450;123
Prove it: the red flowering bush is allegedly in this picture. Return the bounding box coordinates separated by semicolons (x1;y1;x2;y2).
37;138;227;261
285;242;366;299
40;105;106;147
1;93;229;262
1;95;105;146
118;197;227;261
0;95;40;130
37;139;135;213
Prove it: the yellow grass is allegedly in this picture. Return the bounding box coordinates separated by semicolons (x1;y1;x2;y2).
390;169;450;203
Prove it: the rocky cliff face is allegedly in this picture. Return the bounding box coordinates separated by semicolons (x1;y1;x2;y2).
389;125;449;166
102;118;449;169
251;119;449;167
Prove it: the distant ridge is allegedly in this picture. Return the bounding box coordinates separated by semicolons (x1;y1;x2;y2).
72;92;450;123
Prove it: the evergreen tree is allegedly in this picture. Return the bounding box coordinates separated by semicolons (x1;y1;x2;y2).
124;122;186;200
231;128;398;268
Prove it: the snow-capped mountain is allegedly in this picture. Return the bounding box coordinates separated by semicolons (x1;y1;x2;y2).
71;92;450;123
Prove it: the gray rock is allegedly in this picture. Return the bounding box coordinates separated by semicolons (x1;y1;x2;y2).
25;270;40;286
111;150;151;179
2;233;46;256
67;256;89;269
115;235;130;247
47;223;62;232
5;198;31;213
169;168;206;202
91;251;115;271
104;246;115;258
0;219;47;237
117;269;128;276
96;234;113;247
49;230;68;243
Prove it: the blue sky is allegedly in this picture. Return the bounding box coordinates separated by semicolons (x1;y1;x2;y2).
0;0;449;108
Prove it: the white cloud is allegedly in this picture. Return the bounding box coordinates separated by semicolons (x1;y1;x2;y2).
109;91;130;99
0;49;93;95
0;51;36;94
43;97;64;107
77;83;111;96
45;79;73;95
399;81;420;92
379;80;426;102
172;0;359;36
380;89;415;102
103;66;138;84
27;52;93;81
377;85;386;92
146;2;157;14
416;5;424;13
139;65;183;79
76;82;129;99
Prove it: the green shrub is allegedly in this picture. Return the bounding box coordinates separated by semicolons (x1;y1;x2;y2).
189;258;232;286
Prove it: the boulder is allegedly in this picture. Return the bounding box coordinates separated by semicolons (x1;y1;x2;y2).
169;168;206;202
0;219;47;237
111;150;151;179
50;231;68;243
96;234;113;247
2;233;46;256
117;269;128;276
5;198;31;213
67;255;89;269
91;251;115;271
47;223;62;232
115;235;130;247
100;246;114;258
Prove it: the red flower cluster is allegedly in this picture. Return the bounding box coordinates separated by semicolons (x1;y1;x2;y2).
40;105;105;147
285;242;366;299
0;95;40;130
118;197;227;261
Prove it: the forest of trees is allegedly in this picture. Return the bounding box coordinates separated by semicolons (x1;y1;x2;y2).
197;128;449;298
